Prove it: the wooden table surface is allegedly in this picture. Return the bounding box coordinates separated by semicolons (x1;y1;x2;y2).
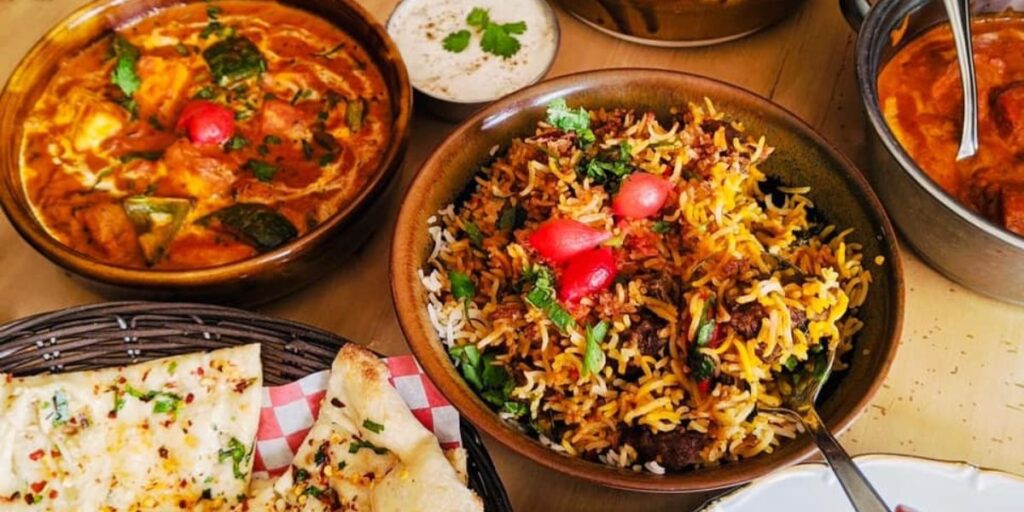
1;0;1023;510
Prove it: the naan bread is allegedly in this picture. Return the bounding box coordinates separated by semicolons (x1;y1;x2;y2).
0;344;262;511
247;344;482;512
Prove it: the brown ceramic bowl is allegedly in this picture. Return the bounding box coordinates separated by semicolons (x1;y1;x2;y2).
557;0;807;47
0;0;411;305
391;69;905;491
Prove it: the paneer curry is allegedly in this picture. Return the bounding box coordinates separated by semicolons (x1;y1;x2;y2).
20;1;392;269
878;16;1024;236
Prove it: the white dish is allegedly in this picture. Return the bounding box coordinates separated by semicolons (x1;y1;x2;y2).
700;454;1024;512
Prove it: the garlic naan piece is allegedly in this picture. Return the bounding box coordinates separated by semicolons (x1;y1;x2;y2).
0;344;262;511
247;344;482;512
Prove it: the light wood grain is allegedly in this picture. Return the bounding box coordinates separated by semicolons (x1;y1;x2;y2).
0;0;1022;510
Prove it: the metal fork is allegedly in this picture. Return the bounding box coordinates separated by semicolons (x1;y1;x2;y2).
763;348;891;512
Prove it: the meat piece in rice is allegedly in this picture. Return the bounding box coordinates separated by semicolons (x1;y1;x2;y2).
626;427;709;471
629;312;669;357
729;302;766;339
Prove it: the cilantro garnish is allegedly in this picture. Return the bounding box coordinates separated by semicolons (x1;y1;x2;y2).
110;35;141;100
523;265;575;333
443;30;471;53
442;7;527;59
583;321;608;377
245;159;279;182
546;98;595;145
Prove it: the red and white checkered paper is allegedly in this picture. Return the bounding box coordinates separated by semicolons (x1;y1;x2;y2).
251;355;462;478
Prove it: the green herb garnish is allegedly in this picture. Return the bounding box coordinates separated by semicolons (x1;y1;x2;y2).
546;99;595;145
464;221;484;247
442;30;471;53
348;439;389;455
218;437;252;479
110;35;141;100
245;159;279;182
652;220;672;234
583;321;608;377
523;265;575;333
442;7;526;59
203;36;267;86
497;202;526;232
694;295;717;347
362;419;384;434
225;134;249;151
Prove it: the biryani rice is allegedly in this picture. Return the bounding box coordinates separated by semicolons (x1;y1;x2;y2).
421;100;872;472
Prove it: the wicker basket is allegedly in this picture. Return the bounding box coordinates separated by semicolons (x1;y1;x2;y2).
0;301;512;512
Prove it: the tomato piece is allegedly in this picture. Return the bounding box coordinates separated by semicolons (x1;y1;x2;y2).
698;379;712;395
176;100;235;145
527;219;612;264
558;247;617;302
613;173;673;219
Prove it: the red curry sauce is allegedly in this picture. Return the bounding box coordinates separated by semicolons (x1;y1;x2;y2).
878;16;1024;236
20;1;392;269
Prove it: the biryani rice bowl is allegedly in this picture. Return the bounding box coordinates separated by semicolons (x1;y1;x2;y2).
419;99;874;474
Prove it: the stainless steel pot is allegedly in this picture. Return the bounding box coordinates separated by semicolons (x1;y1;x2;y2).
842;0;1024;304
558;0;806;47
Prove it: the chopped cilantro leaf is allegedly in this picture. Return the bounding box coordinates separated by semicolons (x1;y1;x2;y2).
110;35;141;99
224;134;248;151
443;30;471;53
245;159;279;181
480;21;522;59
546;99;595;145
466;7;490;27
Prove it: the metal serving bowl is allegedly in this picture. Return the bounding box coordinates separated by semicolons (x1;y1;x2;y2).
0;0;412;305
557;0;806;47
842;0;1024;304
391;69;904;491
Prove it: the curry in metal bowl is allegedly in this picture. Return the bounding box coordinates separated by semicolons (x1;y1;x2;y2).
20;0;392;269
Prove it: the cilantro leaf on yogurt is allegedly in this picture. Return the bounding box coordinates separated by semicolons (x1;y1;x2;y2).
443;30;472;53
441;7;527;59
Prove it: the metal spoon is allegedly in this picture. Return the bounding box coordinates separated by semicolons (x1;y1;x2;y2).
942;0;979;160
763;349;891;512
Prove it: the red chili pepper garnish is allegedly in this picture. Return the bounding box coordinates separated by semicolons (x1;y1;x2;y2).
558;247;617;302
708;324;723;349
698;379;712;395
527;219;612;264
612;173;674;219
176;100;236;146
30;481;46;494
48;490;58;500
28;450;44;461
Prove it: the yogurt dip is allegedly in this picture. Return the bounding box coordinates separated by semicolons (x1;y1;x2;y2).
387;0;559;103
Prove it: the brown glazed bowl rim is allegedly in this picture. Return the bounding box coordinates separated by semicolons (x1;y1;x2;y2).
391;68;905;492
0;0;412;288
853;0;1024;250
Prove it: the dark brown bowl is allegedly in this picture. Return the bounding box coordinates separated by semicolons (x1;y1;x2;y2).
0;0;412;305
391;69;905;492
557;0;807;47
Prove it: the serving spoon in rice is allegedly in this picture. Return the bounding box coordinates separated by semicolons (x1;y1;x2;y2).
763;348;891;512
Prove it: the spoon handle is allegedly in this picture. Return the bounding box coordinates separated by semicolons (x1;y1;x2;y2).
942;0;979;160
805;409;892;512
